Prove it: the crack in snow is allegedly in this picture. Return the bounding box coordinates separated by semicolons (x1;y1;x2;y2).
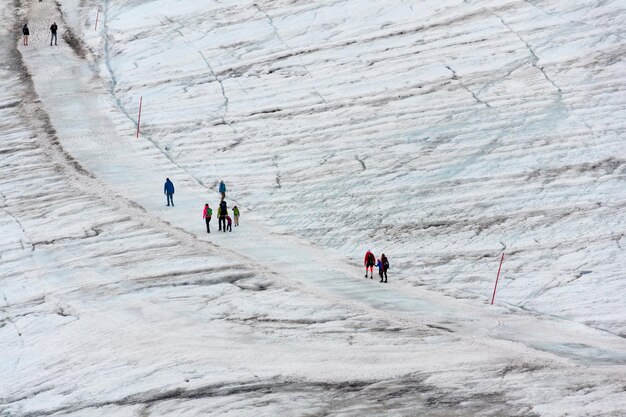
445;64;491;107
167;20;229;113
355;155;367;171
0;290;25;372
491;11;563;101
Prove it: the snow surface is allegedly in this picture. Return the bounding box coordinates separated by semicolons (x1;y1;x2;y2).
1;0;625;415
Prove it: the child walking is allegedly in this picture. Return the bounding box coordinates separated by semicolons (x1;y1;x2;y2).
233;206;240;226
225;215;232;232
376;259;384;281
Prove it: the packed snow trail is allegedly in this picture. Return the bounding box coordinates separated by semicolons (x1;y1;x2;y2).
18;0;626;367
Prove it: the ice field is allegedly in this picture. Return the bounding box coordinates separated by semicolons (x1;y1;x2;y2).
1;0;625;415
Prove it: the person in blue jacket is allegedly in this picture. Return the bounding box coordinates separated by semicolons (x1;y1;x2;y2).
219;180;226;200
164;178;175;206
376;258;384;280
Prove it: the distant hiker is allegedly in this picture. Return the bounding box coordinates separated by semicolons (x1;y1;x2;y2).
203;203;212;233
233;206;240;226
218;200;227;232
376;259;383;280
22;24;29;46
381;254;389;283
364;250;375;279
50;22;58;46
164;178;175;206
219;180;226;200
226;215;232;232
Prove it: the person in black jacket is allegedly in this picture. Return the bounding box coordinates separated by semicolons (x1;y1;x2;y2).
380;254;389;283
218;200;227;232
22;24;29;46
50;22;58;46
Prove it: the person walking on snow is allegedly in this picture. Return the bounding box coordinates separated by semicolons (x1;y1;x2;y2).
225;215;232;232
203;203;212;233
376;259;383;280
164;178;175;206
364;250;375;279
218;200;227;232
22;24;30;46
50;22;58;46
233;206;240;226
380;254;389;283
219;180;226;201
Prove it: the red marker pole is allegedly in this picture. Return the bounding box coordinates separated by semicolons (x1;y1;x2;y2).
136;96;142;138
491;252;505;305
95;8;100;31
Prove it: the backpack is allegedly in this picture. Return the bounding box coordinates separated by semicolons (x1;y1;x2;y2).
367;252;375;264
383;258;390;269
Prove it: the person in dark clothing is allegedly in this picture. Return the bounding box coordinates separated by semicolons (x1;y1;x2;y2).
22;24;30;46
50;22;58;46
380;254;389;283
164;178;175;206
218;200;227;232
202;203;212;233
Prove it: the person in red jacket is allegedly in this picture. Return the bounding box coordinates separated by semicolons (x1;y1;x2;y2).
364;250;376;279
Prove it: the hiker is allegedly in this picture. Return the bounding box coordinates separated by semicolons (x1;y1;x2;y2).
218;200;227;232
219;180;226;200
163;178;175;206
233;206;240;226
376;259;383;280
50;22;58;46
364;250;375;279
22;24;29;46
202;203;212;233
225;214;232;232
381;254;389;283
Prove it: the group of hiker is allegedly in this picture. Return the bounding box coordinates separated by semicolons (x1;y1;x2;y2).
21;21;58;47
203;200;240;233
21;1;58;46
364;250;390;283
164;178;390;281
163;178;240;234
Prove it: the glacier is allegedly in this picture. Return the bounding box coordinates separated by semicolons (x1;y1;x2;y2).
1;0;625;415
